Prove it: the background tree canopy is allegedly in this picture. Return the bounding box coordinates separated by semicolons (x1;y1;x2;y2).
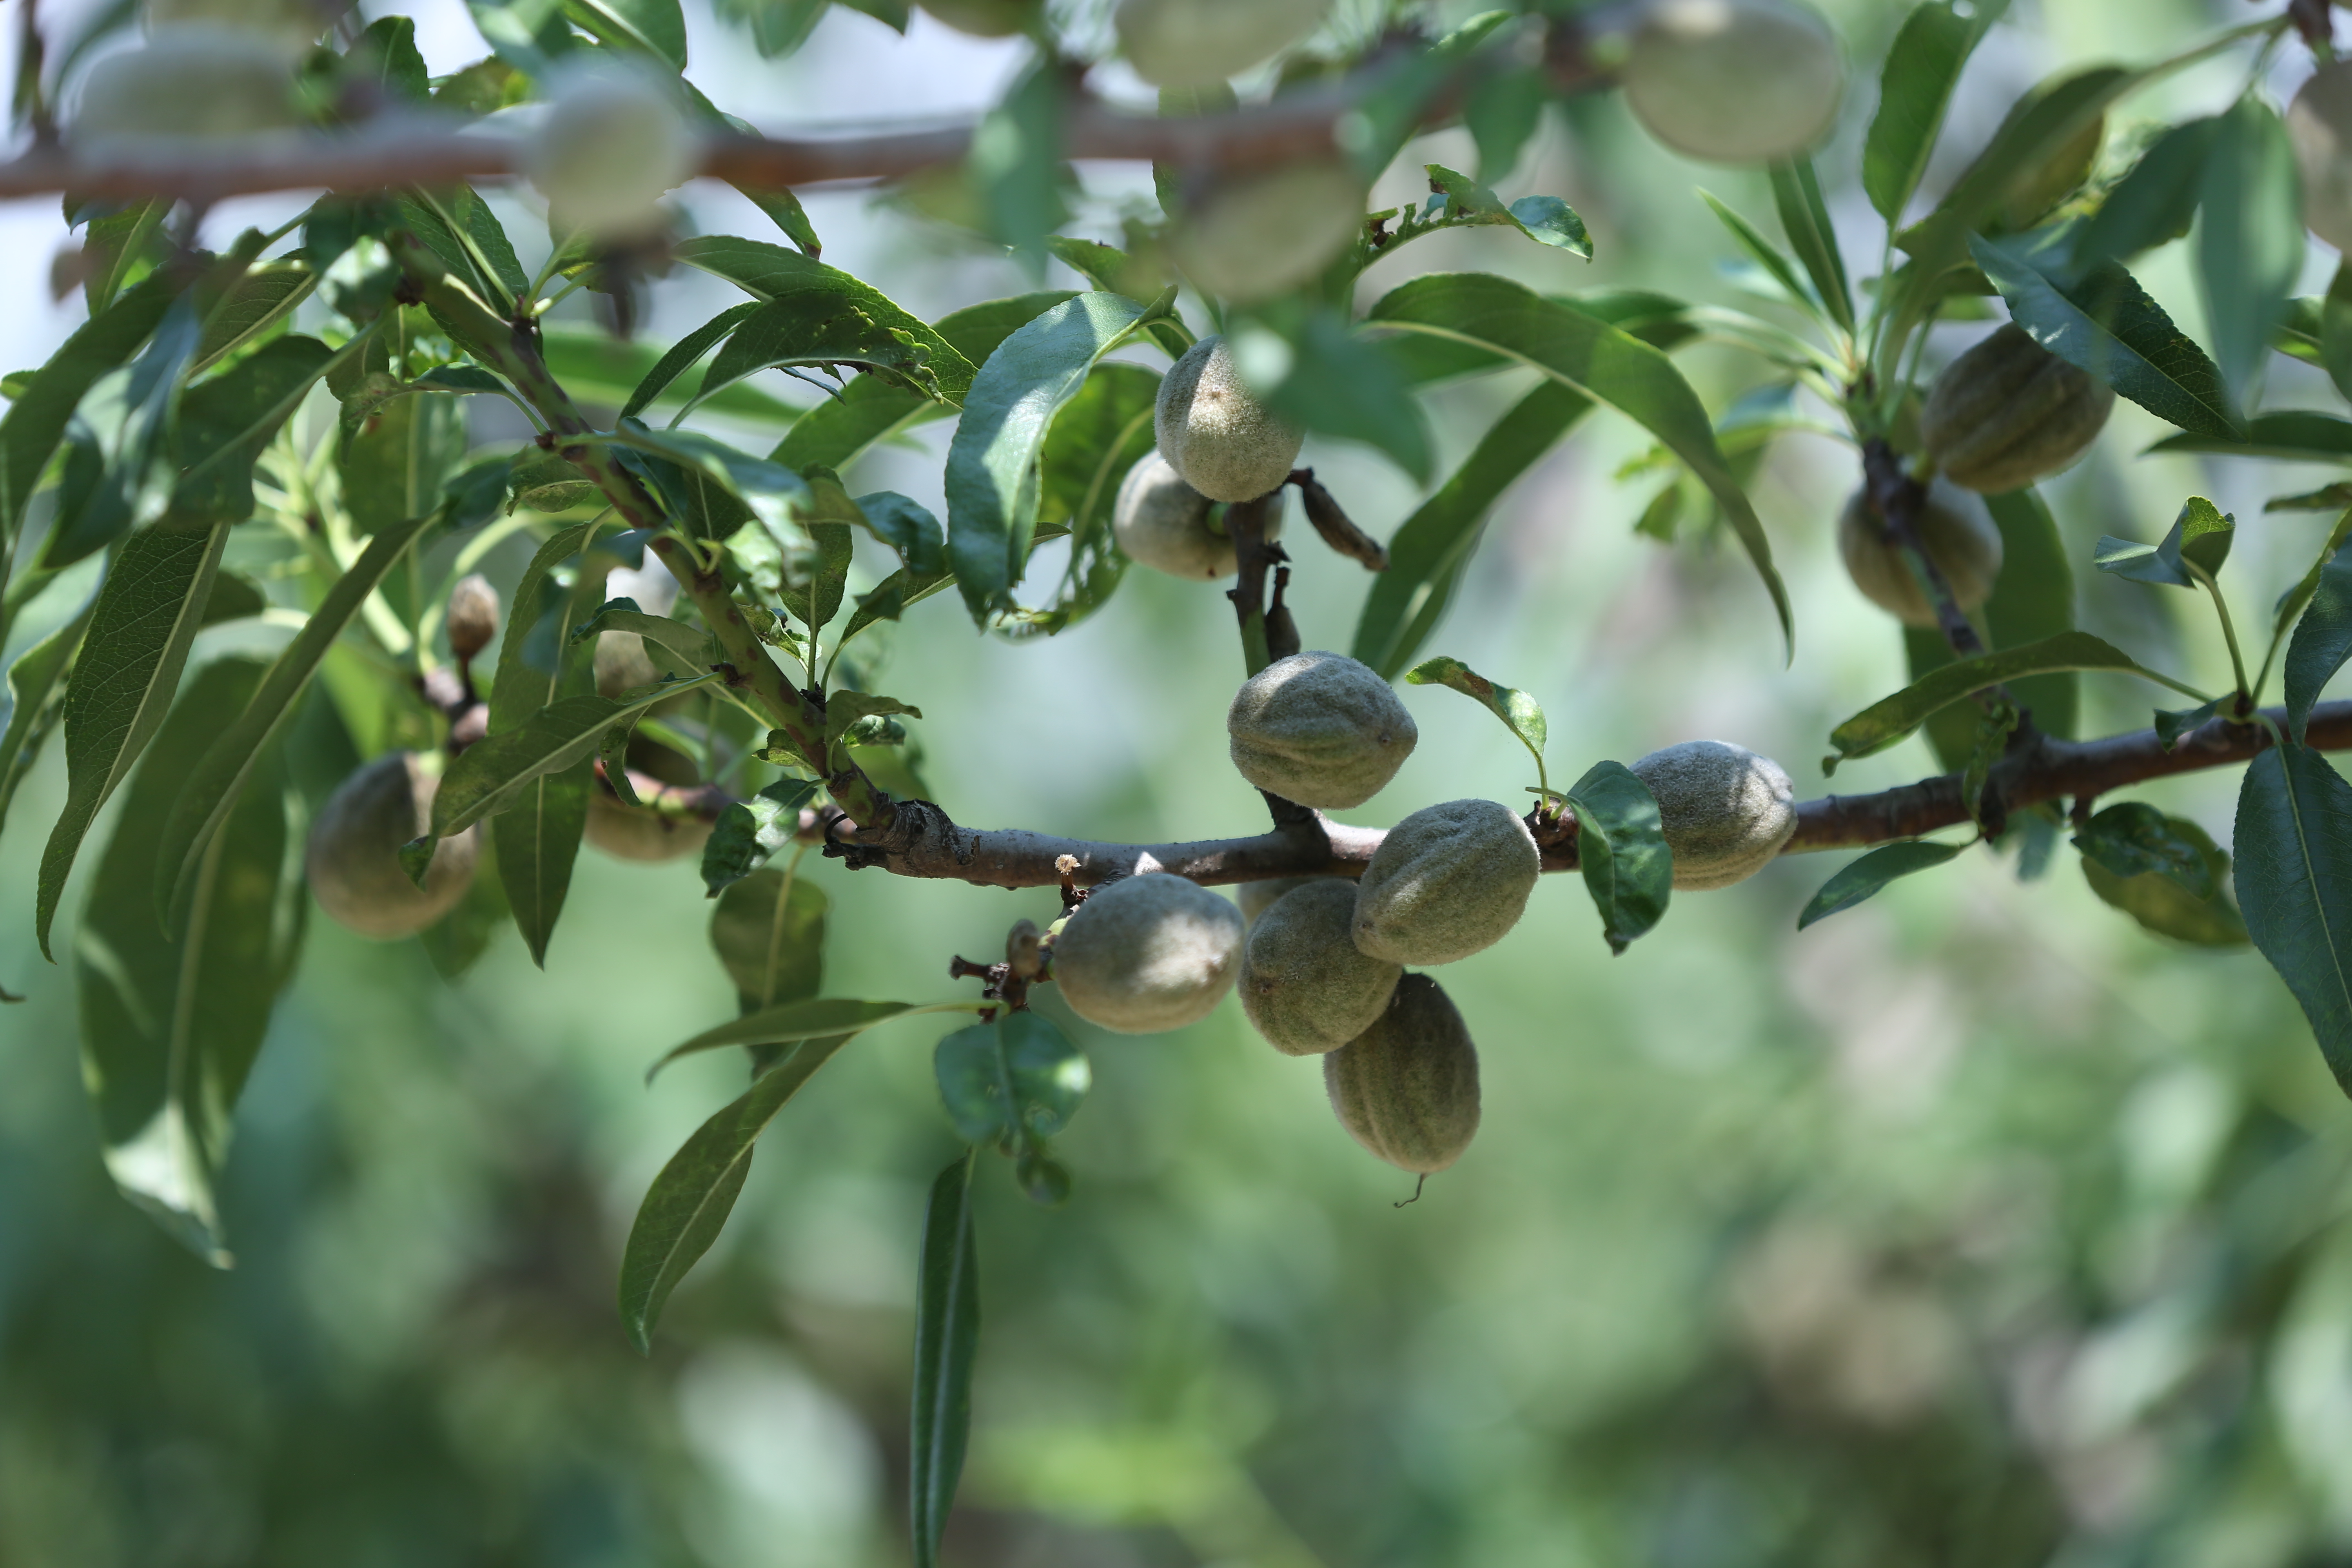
11;0;2352;1563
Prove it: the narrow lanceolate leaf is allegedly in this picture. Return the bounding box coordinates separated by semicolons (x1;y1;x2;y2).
944;292;1149;624
2287;535;2352;743
0;590;97;841
1368;272;1791;654
154;505;440;927
2236;744;2352;1094
2071;116;2220;274
1862;1;1976;222
710;863;826;1011
911;1148;981;1568
933;1013;1090;1152
1769;159;1852;333
571;599;721;669
1404;656;1546;773
490;519;607;966
649;998;983;1077
1797;840;1969;929
617;1034;851;1352
1699;190;1819;315
566;0;688;68
994;363;1154;641
619;301;760;417
702;780;824;898
1971;235;2241;440
672;235;978;404
190;260;316;374
42;302;205;567
36;523;231;959
608;423;813;539
1563;761;1671;954
1353;382;1590;677
2197;96;2302;412
1828;631;2184;763
424;674;719;844
705;293;948;403
2146;411;2352;461
77;657;306;1263
0;270;173;555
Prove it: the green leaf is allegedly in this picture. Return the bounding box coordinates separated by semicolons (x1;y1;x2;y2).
1424;165;1592;259
41;303;203;568
490;519;606;965
708;860;826;1008
1797;840;1969;929
1862;1;1976;222
824;691;920;750
673;235;978;404
2155;697;2228;750
2073;801;2215;898
1769;159;1852;333
570;599;719;669
911;1147;980;1568
1971;234;2241;440
420;819;508;980
702;779;824;897
1263;307;1433;485
1903;485;2081;768
463;0;577;77
151;503;441;928
971;58;1067;270
191;261;317;374
0;270;172;557
36;523;231;959
76;656;305;1263
2287;534;2352;744
995;364;1154;640
1367;272;1791;654
0;590;97;842
944;292;1149;624
617;1033;850;1352
649;997;980;1075
397;188;528;313
618;302;760;418
2093;496;2233;588
933;1011;1090;1151
2070;116;2219;274
705;294;948;404
2197;96;2302;410
2236;744;2352;1092
169;334;340;525
338;390;466;536
608;423;813;538
2324;263;2352;404
539;327;804;424
351;15;432;100
2145;411;2352;461
1563;760;1671;955
564;0;687;66
1404;655;1545;769
1353;381;1590;677
423;674;719;845
2083;812;2247;946
1827;630;2178;763
1699;190;1820;316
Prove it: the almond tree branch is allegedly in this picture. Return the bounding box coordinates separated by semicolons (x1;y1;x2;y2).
811;700;2352;890
0;23;1615;203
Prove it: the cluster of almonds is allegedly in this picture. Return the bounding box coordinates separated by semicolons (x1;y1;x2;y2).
1055;357;1806;1183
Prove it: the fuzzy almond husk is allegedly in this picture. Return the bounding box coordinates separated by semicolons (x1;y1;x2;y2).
1323;975;1481;1174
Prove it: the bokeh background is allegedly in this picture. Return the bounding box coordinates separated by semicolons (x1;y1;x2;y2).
9;0;2352;1562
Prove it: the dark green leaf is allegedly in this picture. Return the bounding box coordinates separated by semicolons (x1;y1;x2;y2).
1352;381;1590;677
1425;164;1592;259
1563;760;1671;955
420;818;508;980
933;1012;1089;1150
2083;813;2246;945
611;423;813;538
40;303;203;568
1265;307;1433;484
2197;96;2302;410
706;294;947;403
1971;234;2241;439
673;235;978;404
2073;801;2215;897
1769;159;1851;332
2287;534;2352;744
76;656;305;1262
1828;630;2173;763
36;523;231;959
2145;410;2352;461
619;302;760;418
397;188;528;312
1797;840;1969;929
2325;263;2352;403
995;364;1154;640
2155;697;2227;749
2092;495;2233;588
1466;63;1546;183
1699;190;1819;316
823;691;920;750
152;503;440;928
571;599;720;668
465;0;579;76
2070;116;2218;274
617;1033;850;1352
971;59;1067;270
351;15;432;101
423;673;719;845
1367;272;1791;654
0;590;96;841
539;327;804;423
2236;744;2352;1091
650;998;978;1075
702;780;824;897
0;271;173;557
339;390;466;535
191;261;317;374
1862;2;1976;222
944;292;1149;623
564;0;687;66
170;334;340;525
911;1148;980;1568
708;860;826;1008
